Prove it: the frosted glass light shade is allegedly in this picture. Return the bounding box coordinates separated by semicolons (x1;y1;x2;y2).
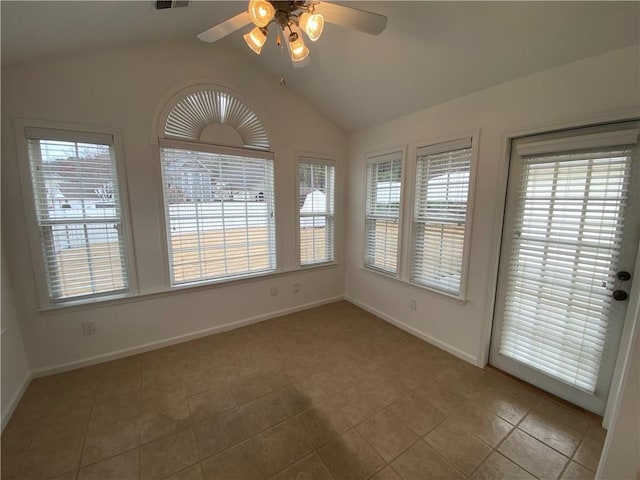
248;0;275;28
299;12;324;41
244;27;267;54
289;33;309;62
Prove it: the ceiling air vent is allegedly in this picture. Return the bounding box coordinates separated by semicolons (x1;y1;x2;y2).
155;0;189;10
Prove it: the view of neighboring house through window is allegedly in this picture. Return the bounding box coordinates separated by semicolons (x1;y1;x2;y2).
364;151;403;274
160;148;275;284
25;129;129;301
411;138;473;296
299;158;335;266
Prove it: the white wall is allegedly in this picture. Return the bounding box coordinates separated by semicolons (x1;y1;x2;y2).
1;247;31;428
1;40;347;372
345;45;640;366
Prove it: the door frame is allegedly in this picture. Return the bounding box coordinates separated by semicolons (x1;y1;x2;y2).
480;108;640;427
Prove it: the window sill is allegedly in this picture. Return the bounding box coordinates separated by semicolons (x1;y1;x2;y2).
38;262;339;315
360;266;468;305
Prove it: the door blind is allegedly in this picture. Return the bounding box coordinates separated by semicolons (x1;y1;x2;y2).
299;160;335;266
364;153;402;274
160;147;275;285
26;135;128;301
411;142;472;295
499;146;633;392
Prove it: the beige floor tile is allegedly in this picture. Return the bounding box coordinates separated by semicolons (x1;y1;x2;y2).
360;374;411;407
356;410;418;462
330;384;384;425
414;382;465;416
78;450;138;480
40;405;92;438
200;439;266;480
95;371;140;401
473;386;532;424
18;432;85;479
530;400;592;434
519;410;583;456
89;391;141;430
253;417;314;475
164;463;203;480
193;408;250;459
228;372;273;405
425;417;492;476
240;390;294;434
139;427;199;480
81;418;139;466
498;429;569;480
390;440;463;480
371;466;402;480
388;391;445;436
561;461;595;480
585;422;607;442
142;378;187;407
295;402;352;448
309;368;357;397
573;436;604;472
181;369;227;397
51;471;79;480
270;453;334;480
187;386;236;422
318;429;385;480
452;404;514;447
139;396;191;444
469;452;536;480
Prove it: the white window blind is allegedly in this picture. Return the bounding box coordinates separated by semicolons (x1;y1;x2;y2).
299;160;335;266
160;147;275;285
26;132;128;302
411;140;472;295
499;145;633;393
364;152;402;274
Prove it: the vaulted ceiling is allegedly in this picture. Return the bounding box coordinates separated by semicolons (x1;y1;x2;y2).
2;1;639;132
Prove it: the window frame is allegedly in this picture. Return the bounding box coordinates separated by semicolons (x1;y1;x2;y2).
362;146;407;278
407;134;479;301
296;154;337;268
159;137;277;287
15;119;137;307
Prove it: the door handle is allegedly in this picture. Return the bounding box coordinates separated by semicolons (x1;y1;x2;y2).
616;271;631;281
613;290;628;301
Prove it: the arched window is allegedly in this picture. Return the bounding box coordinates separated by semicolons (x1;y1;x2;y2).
158;86;276;285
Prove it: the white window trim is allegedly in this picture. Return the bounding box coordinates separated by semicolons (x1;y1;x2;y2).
406;133;480;301
14;118;138;308
295;153;337;268
362;145;407;278
159;144;276;288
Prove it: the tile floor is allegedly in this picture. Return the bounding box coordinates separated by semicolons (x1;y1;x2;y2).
1;301;605;480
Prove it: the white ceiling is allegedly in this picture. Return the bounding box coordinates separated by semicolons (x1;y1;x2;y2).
2;1;639;132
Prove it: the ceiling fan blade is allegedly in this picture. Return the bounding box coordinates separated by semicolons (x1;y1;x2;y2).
314;2;387;36
197;11;251;43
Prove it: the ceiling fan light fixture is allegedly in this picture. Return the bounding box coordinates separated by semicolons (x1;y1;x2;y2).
288;32;309;62
248;0;275;28
299;12;324;41
243;26;268;54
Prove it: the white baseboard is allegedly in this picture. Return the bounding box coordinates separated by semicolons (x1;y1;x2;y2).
345;295;480;366
1;371;32;432
31;296;345;378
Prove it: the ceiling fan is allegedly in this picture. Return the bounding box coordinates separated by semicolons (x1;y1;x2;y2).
197;1;387;67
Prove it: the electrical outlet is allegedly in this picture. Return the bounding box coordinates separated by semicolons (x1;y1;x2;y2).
82;321;95;336
270;287;278;296
293;283;301;293
409;298;416;310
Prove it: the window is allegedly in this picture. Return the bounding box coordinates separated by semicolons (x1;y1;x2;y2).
298;158;335;266
161;148;275;284
159;87;275;285
411;138;473;296
364;151;403;274
25;128;129;302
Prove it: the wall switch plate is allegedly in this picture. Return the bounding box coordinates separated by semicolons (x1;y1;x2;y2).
409;298;416;310
293;283;301;293
82;321;95;336
270;287;278;296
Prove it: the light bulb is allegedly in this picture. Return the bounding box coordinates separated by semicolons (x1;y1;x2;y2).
288;32;309;62
299;12;324;41
248;0;275;28
243;27;267;54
